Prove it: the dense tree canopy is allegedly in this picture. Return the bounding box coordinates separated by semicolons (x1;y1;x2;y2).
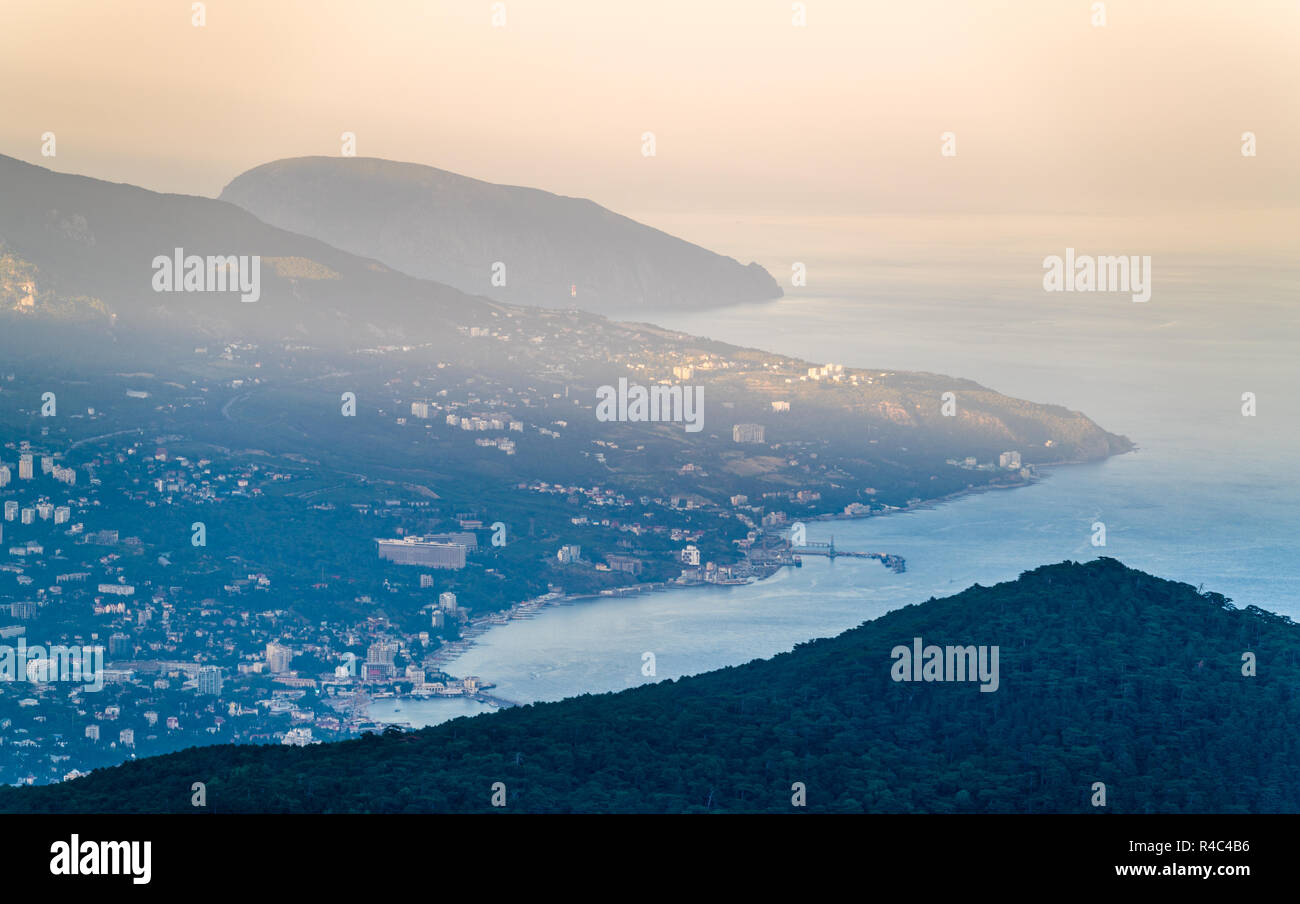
3;558;1296;814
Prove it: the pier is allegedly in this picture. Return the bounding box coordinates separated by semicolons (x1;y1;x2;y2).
793;538;906;573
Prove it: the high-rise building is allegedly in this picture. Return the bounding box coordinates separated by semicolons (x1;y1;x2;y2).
410;401;430;419
998;451;1022;470
2;501;15;521
84;725;100;741
53;506;70;525
363;640;398;681
366;640;398;666
732;423;766;444
438;592;457;613
0;465;9;487
419;573;434;588
556;544;582;564
376;537;467;569
118;729;134;747
18;454;33;480
197;666;223;696
424;531;478;549
20;508;34;525
266;642;293;674
40;456;53;475
108;633;131;658
605;554;643;575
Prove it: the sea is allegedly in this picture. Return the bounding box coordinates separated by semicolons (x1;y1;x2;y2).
368;212;1300;727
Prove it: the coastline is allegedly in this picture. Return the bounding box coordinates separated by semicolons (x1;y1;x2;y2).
367;453;1128;724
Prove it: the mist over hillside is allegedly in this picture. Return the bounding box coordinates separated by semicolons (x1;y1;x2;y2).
219;156;783;313
0;152;1130;468
0;153;508;348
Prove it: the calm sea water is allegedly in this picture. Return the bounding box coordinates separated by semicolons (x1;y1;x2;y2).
370;215;1300;728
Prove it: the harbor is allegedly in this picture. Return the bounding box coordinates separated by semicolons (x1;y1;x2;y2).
365;531;908;729
790;539;907;573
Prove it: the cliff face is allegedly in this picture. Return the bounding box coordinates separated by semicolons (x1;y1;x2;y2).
219;156;783;313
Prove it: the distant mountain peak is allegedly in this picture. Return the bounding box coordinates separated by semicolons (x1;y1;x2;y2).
219;156;783;313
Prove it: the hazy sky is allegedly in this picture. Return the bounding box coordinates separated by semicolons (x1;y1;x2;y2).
2;0;1296;225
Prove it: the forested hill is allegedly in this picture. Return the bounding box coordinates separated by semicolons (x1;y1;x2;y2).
4;559;1297;814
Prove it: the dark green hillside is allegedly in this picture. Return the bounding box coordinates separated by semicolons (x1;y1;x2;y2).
3;559;1295;814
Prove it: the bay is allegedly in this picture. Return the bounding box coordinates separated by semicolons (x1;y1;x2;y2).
376;214;1300;727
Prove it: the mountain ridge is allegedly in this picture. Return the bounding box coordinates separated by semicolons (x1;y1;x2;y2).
219;155;783;313
0;151;1131;468
0;152;508;347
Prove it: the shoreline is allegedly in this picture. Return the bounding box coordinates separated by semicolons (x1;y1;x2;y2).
367;455;1124;724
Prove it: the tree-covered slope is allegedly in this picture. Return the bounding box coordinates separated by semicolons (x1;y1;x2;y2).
3;558;1295;813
